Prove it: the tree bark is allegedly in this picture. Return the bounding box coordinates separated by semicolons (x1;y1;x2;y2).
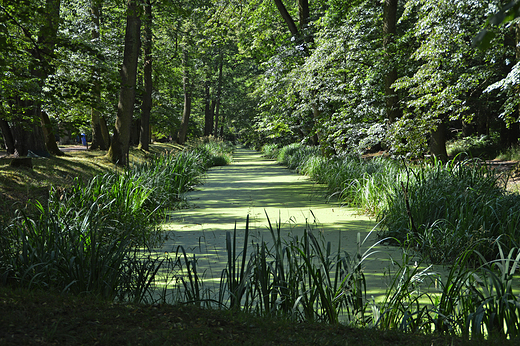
213;48;223;137
298;0;309;30
139;0;152;151
90;0;110;150
177;50;191;145
203;81;213;136
11;115;48;158
40;109;64;156
383;0;400;123
107;0;141;166
429;121;448;162
29;0;62;156
0;119;15;154
273;0;299;37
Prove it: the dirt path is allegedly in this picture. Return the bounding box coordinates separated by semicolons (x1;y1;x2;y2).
158;147;404;296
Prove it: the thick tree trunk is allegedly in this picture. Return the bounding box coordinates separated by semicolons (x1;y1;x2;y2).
429;122;448;162
11;120;48;157
383;0;400;123
107;0;141;166
90;0;109;150
36;0;62;156
40;109;64;156
139;0;152;151
22;0;62;157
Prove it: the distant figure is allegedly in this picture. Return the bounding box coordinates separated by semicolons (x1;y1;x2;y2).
81;133;88;147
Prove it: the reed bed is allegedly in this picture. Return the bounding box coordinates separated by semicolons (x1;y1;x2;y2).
162;214;520;341
0;141;233;300
262;143;520;263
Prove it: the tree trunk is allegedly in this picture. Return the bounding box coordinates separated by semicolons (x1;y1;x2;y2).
25;0;62;156
90;0;109;150
213;100;220;138
11;118;48;158
500;122;520;148
107;0;141;166
139;0;152;151
177;52;191;145
36;0;62;156
273;0;299;37
514;22;520;148
383;0;401;123
213;49;223;137
40;109;64;156
298;0;309;30
203;81;213;136
429;121;448;162
0;119;15;154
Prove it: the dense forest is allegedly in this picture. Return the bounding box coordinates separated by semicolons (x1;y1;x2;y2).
1;0;520;162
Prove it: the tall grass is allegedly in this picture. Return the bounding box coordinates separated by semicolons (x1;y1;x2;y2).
170;214;520;340
214;213;379;325
0;140;233;301
267;143;520;263
379;157;520;262
374;244;520;340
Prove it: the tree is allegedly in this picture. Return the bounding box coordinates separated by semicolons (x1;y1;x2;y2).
0;0;64;157
177;48;191;145
139;0;152;150
89;0;111;150
107;0;141;165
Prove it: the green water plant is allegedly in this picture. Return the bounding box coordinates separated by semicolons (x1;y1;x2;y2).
3;203;143;300
0;140;233;299
215;213;381;325
374;243;520;340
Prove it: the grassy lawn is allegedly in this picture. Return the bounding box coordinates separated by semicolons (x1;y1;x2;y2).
0;143;182;222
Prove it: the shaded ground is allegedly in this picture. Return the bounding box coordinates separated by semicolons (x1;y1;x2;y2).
0;287;508;346
0;145;89;158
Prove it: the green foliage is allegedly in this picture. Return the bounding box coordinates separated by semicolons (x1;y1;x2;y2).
378;157;520;263
375;245;520;340
270;143;520;264
0;142;232;299
446;134;500;159
215;213;373;325
191;139;234;168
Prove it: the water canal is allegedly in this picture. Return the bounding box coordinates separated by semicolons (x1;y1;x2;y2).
156;147;408;299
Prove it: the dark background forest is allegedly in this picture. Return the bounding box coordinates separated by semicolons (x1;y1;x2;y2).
2;0;520;162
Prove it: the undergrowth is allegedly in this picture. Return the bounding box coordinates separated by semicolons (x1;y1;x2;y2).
261;143;520;264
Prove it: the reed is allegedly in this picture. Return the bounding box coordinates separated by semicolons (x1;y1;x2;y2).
0;140;233;301
269;143;520;263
